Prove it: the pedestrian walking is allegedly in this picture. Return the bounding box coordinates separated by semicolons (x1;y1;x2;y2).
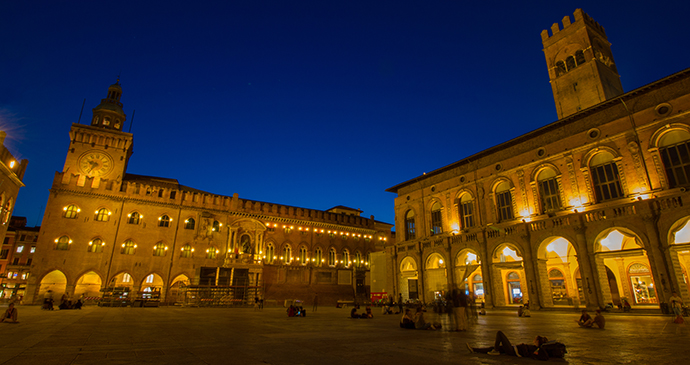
397;293;403;314
670;291;683;323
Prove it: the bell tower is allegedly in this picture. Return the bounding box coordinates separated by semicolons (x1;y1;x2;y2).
541;9;624;119
62;80;134;187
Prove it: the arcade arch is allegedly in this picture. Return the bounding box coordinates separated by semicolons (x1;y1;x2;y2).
424;253;447;302
38;270;67;302
454;249;483;302
74;271;102;301
537;237;580;307
492;244;527;305
399;256;419;301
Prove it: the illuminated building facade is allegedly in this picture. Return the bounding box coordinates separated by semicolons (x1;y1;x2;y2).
386;9;690;309
24;82;393;306
1;217;39;300
0;131;27;243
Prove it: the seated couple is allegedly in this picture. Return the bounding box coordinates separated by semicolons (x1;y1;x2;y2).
351;307;373;318
399;308;440;330
576;309;605;329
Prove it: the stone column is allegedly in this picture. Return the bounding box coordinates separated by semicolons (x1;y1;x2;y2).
641;211;672;303
479;232;494;307
573;222;601;308
521;232;542;309
536;259;553;307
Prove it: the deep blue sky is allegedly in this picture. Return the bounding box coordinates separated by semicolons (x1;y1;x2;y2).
1;1;689;227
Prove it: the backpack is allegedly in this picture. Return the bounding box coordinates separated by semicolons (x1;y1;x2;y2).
540;341;567;358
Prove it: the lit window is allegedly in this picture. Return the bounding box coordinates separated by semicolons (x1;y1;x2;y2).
299;246;307;265
88;238;104;253
459;194;474;229
30;246;36;253
64;204;79;219
16;245;23;253
342;249;350;267
283;245;292;263
123;273;132;283
55;236;70;250
355;251;362;268
153;242;166;257
206;246;218;259
159;215;170;228
95;208;110;222
265;243;275;264
181;244;193;258
128;212;141;225
314;247;322;266
495;182;514;221
145;274;154;283
184;218;195;230
121;240;136;255
537;169;562;212
328;248;336;267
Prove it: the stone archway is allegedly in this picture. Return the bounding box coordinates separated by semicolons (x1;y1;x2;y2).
455;249;483;303
491;244;527;306
140;273;165;302
424;253;447;303
537;237;580;307
38;270;67;303
74;271;102;303
399;256;418;301
167;274;190;304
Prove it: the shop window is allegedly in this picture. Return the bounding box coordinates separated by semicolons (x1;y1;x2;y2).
659;130;690;188
495;182;514;221
629;263;658;304
548;269;568;304
405;210;416;240
590;152;623;202
158;215;171;227
95;208;110;222
430;202;442;235
506;271;523;304
88;238;104;253
56;236;71;250
459;194;475;229
181;244;193;258
472;274;484;299
121;240;136;255
537;169;562;213
127;212;141;225
64;204;79;219
153;243;167;257
184;218;195;230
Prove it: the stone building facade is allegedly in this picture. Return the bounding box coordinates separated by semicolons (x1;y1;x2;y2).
386;9;690;310
24;82;394;306
1;217;39;300
0;131;28;242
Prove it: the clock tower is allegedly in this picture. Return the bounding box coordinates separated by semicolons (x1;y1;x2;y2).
62;80;134;188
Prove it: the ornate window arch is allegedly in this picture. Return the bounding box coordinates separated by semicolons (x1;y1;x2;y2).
180;244;193;258
127;211;141;225
328;247;336;267
342;249;350;267
282;244;292;263
492;179;515;222
88;238;104;253
430;201;443;235
95;208;110;222
265;242;275;264
64;204;80;219
55;235;71;250
184;218;195;230
404;209;416;240
456;191;475;230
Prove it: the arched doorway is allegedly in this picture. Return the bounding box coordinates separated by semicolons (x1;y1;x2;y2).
668;217;690;301
537;237;579;307
167;274;190;304
594;228;656;307
38;270;67;302
424;253;447;303
399;256;418;301
74;271;102;303
492;244;527;306
140;273;165;302
455;249;482;303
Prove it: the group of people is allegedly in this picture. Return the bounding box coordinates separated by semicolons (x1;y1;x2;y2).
517;302;532;317
399;307;441;330
576;309;605;329
351;306;373;319
287;305;306;317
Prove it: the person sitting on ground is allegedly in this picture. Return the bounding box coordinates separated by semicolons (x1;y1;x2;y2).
576;309;591;326
287;305;296;317
382;304;393;315
73;299;83;310
365;307;373;318
579;309;605;329
517;306;524;317
350;307;360;318
0;303;18;323
413;307;436;330
467;331;549;360
400;308;415;329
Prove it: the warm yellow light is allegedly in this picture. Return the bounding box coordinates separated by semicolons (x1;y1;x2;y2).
191;248;195;252
280;256;284;260
520;209;530;217
9;161;15;168
134;244;137;248
127;213;131;217
121;243;125;247
219;223;222;226
216;250;219;254
158;217;162;220
101;241;105;246
77;209;81;212
63;207;67;211
164;246;168;250
95;210;99;214
88;241;93;245
54;238;58;243
140;215;143;218
274;256;277;259
321;259;324;262
69;240;73;244
108;212;112;215
181;248;184;251
439;259;444;264
206;249;209;253
290;226;294;229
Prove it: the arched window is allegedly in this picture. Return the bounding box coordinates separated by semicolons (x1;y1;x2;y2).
128;212;141;225
212;220;220;232
355;251;362;268
266;243;275;264
430;202;442;235
180;244;193;258
95;208;110;222
566;55;576;70
659;129;690;188
314;247;323;266
184;218;195;230
590;152;623;202
55;235;71;250
459;194;474;229
328;248;336;267
537;169;562;213
121;240;136;255
575;50;585;65
495;181;514;221
2;198;12;224
283;245;292;263
405;210;416;240
343;249;350;267
556;60;566;76
158;215;171;227
299;246;307;265
206;246;218;259
103;117;111;126
64;204;79;219
153;242;167;257
145;274;154;284
88;238;104;253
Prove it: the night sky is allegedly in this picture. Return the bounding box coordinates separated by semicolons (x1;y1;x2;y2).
2;1;689;228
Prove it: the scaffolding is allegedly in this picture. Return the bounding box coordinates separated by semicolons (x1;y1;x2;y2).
182;283;262;307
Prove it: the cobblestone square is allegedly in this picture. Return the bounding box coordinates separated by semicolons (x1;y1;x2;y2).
0;305;685;365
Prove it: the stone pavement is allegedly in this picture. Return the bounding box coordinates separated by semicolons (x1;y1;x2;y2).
0;304;686;365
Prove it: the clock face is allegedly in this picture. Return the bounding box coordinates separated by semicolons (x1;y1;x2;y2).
78;151;114;177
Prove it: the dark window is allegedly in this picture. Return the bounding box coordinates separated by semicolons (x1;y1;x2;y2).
430;203;442;235
158;189;164;198
460;200;474;229
185;218;195;230
19;235;26;241
88;238;104;253
170;191;176;199
405;211;416;240
660;140;690;187
556;61;566;76
159;215;170;227
566;56;576;71
12;258;19;265
128;212;141;224
2;238;8;245
0;249;8;259
26;258;32;265
56;236;71;250
591;162;623;202
575;50;585;65
497;191;514;221
539;177;562;212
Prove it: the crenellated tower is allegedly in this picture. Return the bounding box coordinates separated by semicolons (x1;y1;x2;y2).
61;80;134;188
541;9;624;119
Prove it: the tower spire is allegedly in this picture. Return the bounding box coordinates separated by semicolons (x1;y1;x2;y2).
90;79;127;131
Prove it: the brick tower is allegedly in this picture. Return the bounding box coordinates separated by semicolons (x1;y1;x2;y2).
541;9;624;119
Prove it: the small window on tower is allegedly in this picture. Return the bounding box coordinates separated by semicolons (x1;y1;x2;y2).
92;116;99;125
575;50;585;65
103;117;111;126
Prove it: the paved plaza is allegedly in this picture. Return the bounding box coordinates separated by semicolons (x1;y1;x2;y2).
0;304;686;365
